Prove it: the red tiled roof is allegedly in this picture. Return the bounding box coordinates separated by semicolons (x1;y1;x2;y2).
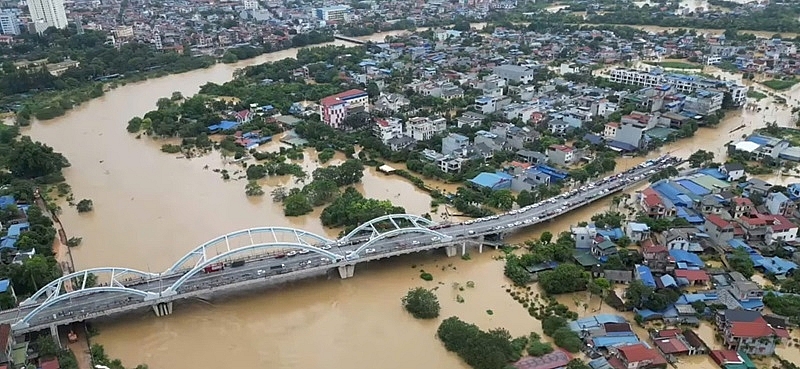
706;214;730;229
643;244;668;254
767;214;796;232
729;318;790;338
513;349;572;369
739;215;767;226
674;269;710;281
606;122;620;128
733;197;753;206
548;144;573;153
642;188;663;207
653;328;682;338
710;350;743;365
0;324;9;351
653;337;689;354
320;89;367;107
618;343;666;364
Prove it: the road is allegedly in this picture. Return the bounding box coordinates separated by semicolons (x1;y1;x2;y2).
0;155;680;332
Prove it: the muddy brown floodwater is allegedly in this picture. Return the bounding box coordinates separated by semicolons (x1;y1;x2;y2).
22;29;800;368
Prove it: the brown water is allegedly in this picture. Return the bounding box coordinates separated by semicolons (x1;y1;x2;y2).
23;29;800;368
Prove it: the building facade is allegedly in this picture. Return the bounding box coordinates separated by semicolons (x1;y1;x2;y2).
319;89;369;129
28;0;68;34
315;5;351;22
0;10;20;35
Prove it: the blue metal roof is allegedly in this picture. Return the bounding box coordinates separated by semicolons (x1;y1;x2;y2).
677;179;711;196
0;195;15;209
568;314;628;332
746;134;771;145
469;172;512;190
698;168;728;180
591;334;640;348
660;274;678;288
636;264;656;288
0;279;9;293
669;249;704;268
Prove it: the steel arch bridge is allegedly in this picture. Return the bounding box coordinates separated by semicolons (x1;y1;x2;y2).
15;216;442;327
339;214;436;244
165;227;335;273
19;267;160;307
163;242;343;294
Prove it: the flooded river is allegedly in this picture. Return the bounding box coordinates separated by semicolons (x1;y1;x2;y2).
23;28;800;368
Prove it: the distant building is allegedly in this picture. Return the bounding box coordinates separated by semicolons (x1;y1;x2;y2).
493;64;536;84
319;89;368;129
0;10;20;35
315;5;351;22
28;0;68;34
243;0;260;10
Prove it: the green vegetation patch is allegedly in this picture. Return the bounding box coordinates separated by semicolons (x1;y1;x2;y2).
746;89;768;100
761;79;800;91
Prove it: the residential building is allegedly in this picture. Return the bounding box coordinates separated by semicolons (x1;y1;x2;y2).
626;222;651;242
715;309;788;355
442;133;470;156
642;243;675;274
705;214;735;245
0;10;20;35
614;121;648;151
682;89;723;116
720;163;745;182
315;5;351;22
474;96;500;114
610;342;667;369
572;225;598;249
765;192;796;216
547;144;575;166
243;0;260;10
0;323;11;365
373;118;403;144
28;0;68;34
374;93;409;113
319;89;369;129
456;111;485;128
608;68;747;106
493;64;536;84
592;240;618;258
406;117;446;141
604;122;620;140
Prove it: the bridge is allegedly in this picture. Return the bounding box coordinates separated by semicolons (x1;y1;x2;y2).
333;34;367;45
0;156;680;336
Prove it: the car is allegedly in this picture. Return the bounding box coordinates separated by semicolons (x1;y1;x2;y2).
365;248;377;254
298;249;310;254
412;240;420;245
468;230;475;235
431;236;441;242
257;269;266;275
286;251;298;257
320;245;332;250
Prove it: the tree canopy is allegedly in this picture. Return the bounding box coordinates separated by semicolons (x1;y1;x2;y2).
401;287;441;319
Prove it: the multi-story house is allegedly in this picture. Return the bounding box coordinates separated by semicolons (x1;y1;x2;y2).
715;310;788;355
705;214;735;245
729;197;754;218
642;243;675;274
406;117;446;141
765;192;796;216
373;118;403;144
319;89;369;129
764;214;798;245
493;64;536;84
603;122;620;140
456;111;485;128
720;163;745;182
442;133;470;156
546;144;575;166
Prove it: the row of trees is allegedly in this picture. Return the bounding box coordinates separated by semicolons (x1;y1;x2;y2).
281;159;366;217
437;317;525;369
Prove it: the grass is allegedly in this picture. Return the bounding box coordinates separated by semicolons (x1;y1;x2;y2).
747;89;768;100
644;61;702;69
761;78;800;91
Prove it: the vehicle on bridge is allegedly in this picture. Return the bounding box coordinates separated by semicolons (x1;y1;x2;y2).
203;263;224;273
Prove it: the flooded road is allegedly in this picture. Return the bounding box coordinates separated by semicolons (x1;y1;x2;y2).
22;27;800;369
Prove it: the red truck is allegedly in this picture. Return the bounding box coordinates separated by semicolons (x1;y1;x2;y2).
203;263;224;273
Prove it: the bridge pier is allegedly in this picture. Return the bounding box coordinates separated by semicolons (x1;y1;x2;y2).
445;245;457;257
152;302;173;317
337;264;355;279
50;324;61;348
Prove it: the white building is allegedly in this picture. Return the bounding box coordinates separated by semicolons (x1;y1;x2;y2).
0;10;20;35
28;0;68;34
406;117;446;141
315;5;350;22
243;0;260;10
374;117;403;144
608;68;747;106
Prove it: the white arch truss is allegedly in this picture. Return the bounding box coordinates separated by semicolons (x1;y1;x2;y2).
19;267;159;307
14;286;159;328
339;214;436;244
164;242;343;294
350;227;450;258
166;227;334;274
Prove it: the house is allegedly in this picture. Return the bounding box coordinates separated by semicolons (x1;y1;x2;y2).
547;144;576;166
470;172;513;191
710;350;756;369
705;214;735;245
572;225;598;249
374;93;409;113
642;243;675;274
764;214;798;245
636;264;657;288
406;117;446;141
373;117;404;144
660;228;704;252
603;269;634;284
319;89;369;129
493;64;536;84
764;192;796;216
715;309;789;355
626;222;651;242
674;269;710;286
234;109;254;123
592;240;618;258
720;163;745;182
457;111;486;128
512;349;572;369
730;197;754;218
604;122;620;140
386;136;416;152
609;343;667;369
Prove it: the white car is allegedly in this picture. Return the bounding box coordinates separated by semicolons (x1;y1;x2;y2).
286;251;298;257
365;248;377;254
298;249;310;254
431;236;441;242
320;245;332;250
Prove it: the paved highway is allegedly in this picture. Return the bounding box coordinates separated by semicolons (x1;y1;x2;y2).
0;155;680;332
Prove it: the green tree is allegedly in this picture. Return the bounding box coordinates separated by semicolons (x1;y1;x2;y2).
729;248;756;278
7;136;70;180
538;264;589;294
245;181;264;196
283;193;313;216
401;287;441;319
76;199;93;213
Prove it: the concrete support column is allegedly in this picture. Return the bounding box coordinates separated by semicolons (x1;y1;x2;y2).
461;241;466;256
338;264;355;279
50;324;61;348
152;302;174;317
445;245;457;257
